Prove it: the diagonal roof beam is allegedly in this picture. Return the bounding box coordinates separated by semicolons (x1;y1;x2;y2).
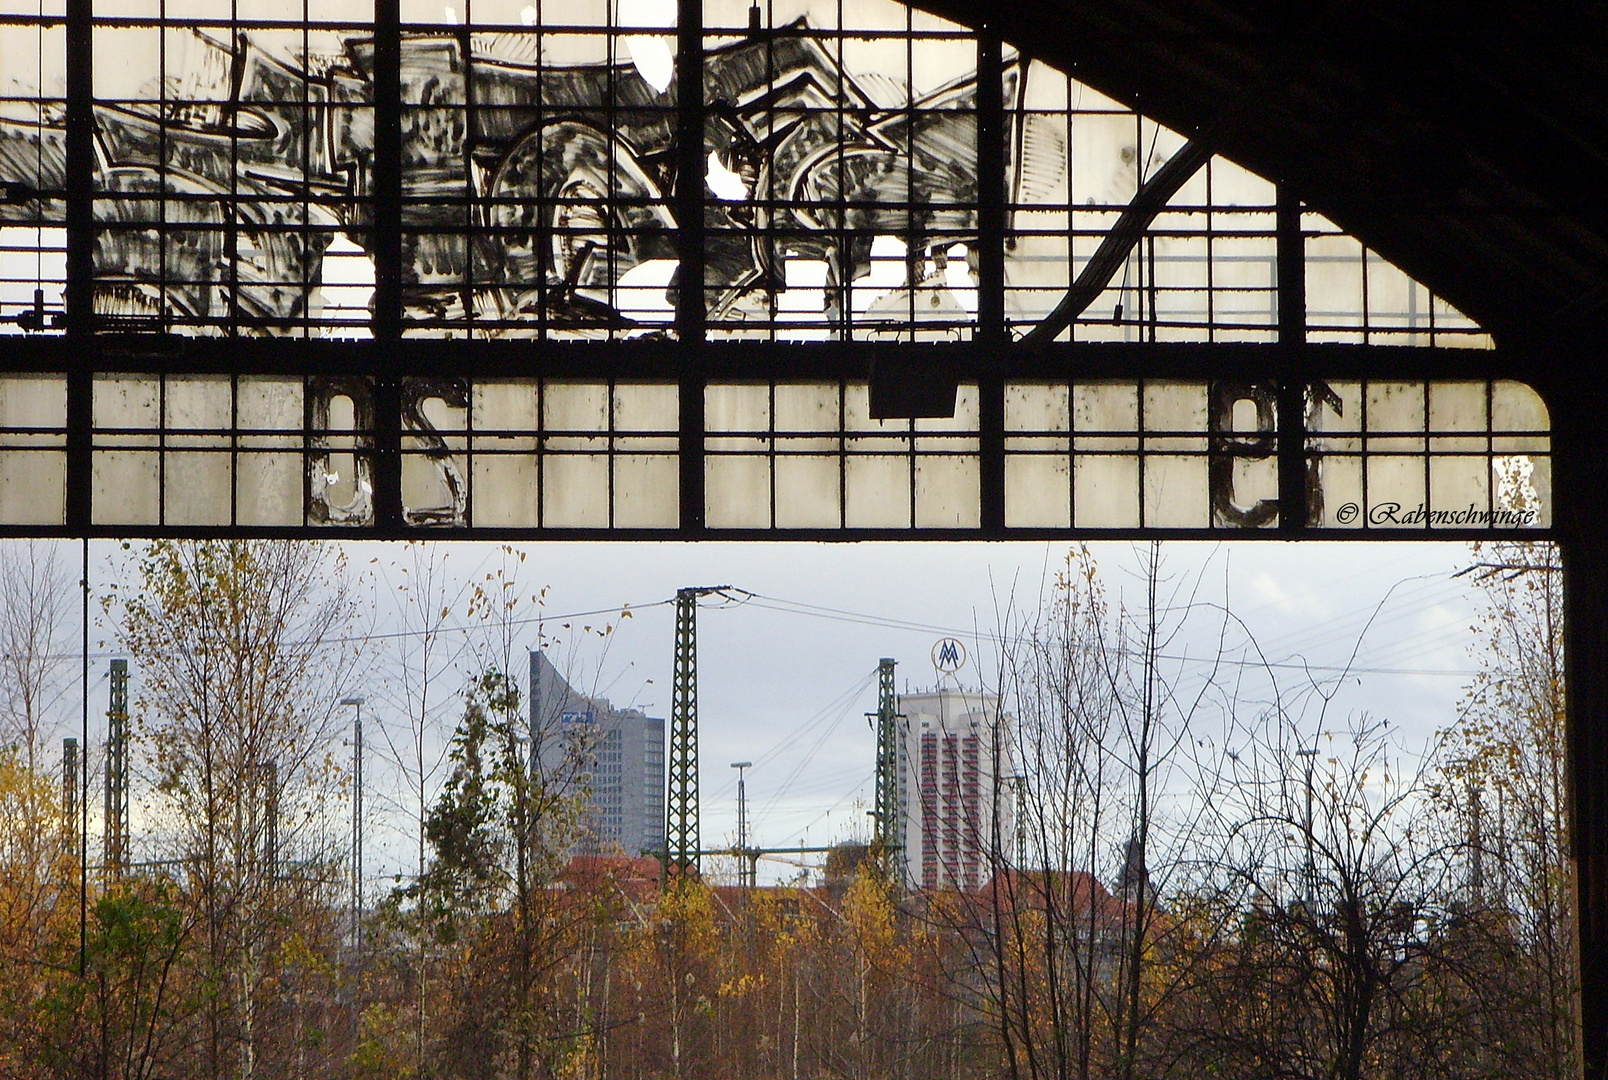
1021;137;1212;346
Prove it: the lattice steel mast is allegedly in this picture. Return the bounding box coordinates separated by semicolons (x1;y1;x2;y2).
872;657;902;875
102;659;129;880
665;586;728;883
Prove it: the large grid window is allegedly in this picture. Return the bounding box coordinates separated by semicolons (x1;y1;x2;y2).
87;374;680;528
397;0;681;339
1004;381;1278;530
88;0;375;336
705;381;979;529
0;373;67;523
1306;379;1549;529
0;0;66;334
0;0;1537;538
0;0;1491;342
702;2;979;341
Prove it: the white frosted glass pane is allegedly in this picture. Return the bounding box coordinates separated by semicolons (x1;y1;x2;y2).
402;455;466;525
236;453;301;526
1014;114;1070;203
166;376;231;430
238;378;302;431
915;455;979;528
614;384;678;432
1304;235;1364;327
1005;455;1070;528
1005;384;1070;433
1143;383;1207;431
1492;381;1549;432
1311;380;1362;436
1221;456;1278;527
1209;157;1275;207
473;382;540;432
1366;382;1425;454
773;384;838;432
774;455;840;528
0;376;66;430
240;0;370;19
542;455;610;527
93;27;161;99
0;450;65;524
1428;382;1486;432
1070;113;1139;206
1313;456;1363;529
1366;254;1430;331
1073;454;1139;527
1430;455;1489;521
613;454;678;528
416;393;467;435
1073;382;1138;432
1365;456;1425;526
544;383;609;432
1211;235;1276;291
706;384;770;432
845;456;909;528
1143;455;1208;527
1152;235;1208;292
92;451;159;524
95;376;159;430
164;451;232;525
705;456;770;528
0;26;60;99
471;456;539;527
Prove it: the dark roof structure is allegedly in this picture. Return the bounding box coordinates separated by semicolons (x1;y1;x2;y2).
912;0;1607;356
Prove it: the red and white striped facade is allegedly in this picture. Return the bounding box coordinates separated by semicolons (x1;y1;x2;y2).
895;687;1014;892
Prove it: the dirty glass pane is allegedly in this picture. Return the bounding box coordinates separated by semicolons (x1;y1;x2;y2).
0;374;67;524
1306;380;1548;531
706;455;770;529
845;455;910;528
775;456;841;529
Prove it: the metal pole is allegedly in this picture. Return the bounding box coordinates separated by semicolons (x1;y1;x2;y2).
342;693;364;1054
732;761;752;887
873;658;901;877
342;697;365;950
666;587;728;883
1296;745;1318;900
78;537;87;976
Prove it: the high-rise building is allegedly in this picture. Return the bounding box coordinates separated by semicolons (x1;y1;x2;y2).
894;686;1014;892
530;650;666;858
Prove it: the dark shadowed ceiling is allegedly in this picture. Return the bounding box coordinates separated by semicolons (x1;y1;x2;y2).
912;0;1607;355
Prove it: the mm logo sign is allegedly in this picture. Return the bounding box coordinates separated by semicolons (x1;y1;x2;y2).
932;638;967;674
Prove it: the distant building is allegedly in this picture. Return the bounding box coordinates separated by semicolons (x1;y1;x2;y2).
894;686;1015;892
530;650;666;858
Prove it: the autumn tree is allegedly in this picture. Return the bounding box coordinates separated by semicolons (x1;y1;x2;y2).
109;539;362;1080
978;543;1238;1080
1436;540;1574;1078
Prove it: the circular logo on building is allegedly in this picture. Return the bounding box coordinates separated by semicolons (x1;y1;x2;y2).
931;637;967;674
